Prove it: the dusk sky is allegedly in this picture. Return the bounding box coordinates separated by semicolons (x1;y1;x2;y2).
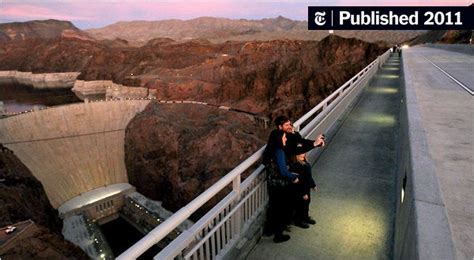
0;0;471;29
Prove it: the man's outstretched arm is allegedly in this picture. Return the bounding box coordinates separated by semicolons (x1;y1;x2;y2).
292;132;325;148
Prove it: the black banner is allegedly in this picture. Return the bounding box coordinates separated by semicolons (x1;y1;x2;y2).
308;6;473;30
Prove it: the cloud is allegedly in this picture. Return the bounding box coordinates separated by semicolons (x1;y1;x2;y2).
327;0;470;5
1;0;470;29
0;4;94;21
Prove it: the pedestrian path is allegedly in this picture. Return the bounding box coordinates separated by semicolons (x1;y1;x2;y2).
247;54;402;259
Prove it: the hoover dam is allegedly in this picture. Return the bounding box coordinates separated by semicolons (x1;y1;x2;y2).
0;100;150;209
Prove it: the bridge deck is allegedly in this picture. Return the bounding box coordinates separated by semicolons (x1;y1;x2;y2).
402;46;473;260
247;54;402;259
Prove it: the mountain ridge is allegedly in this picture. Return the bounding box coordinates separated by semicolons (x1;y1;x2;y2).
0;18;423;46
0;19;94;42
85;16;421;46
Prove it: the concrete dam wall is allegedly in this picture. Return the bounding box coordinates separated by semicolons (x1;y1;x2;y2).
0;70;80;89
0;100;151;208
72;80;157;101
0;70;156;101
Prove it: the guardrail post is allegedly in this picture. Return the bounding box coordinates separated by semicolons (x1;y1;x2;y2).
378;55;382;68
323;100;328;110
232;175;242;240
232;175;240;193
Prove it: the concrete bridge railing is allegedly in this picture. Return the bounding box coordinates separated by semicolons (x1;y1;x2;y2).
117;49;391;260
393;49;457;260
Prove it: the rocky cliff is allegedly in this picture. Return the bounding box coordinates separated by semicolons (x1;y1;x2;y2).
0;19;93;42
124;101;267;215
0;225;88;260
0;34;387;118
406;30;472;45
0;145;87;259
139;35;387;118
0;36;107;75
0;145;61;232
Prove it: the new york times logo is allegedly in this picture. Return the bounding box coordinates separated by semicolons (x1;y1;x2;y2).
308;6;472;30
314;11;326;26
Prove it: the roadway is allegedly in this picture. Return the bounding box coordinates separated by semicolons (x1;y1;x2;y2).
247;53;402;259
0;220;34;247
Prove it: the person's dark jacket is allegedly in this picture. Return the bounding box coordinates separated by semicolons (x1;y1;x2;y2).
289;160;316;197
262;129;297;181
285;131;315;157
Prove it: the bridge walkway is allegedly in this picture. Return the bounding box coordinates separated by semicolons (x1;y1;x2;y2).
247;54;402;259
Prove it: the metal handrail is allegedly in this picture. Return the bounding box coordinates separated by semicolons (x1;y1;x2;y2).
117;49;391;259
117;147;265;259
293;57;378;130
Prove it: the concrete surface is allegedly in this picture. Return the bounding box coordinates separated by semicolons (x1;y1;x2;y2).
0;100;150;208
425;44;474;56
402;46;473;260
0;70;80;89
72;80;156;101
58;183;134;217
393;46;456;260
246;54;402;259
417;45;473;93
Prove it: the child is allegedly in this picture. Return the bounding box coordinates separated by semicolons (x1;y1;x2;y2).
289;149;317;228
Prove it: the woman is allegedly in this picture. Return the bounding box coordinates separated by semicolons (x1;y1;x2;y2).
262;129;299;243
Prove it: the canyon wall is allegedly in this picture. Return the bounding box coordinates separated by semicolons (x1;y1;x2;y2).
0;145;88;259
125;101;268;216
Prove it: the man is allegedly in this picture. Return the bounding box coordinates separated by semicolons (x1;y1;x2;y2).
274;115;325;228
274;115;325;156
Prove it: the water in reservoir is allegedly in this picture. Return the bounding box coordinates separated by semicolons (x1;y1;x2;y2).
0;83;81;113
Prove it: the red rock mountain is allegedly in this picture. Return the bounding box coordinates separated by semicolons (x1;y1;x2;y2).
0;19;94;42
0;145;87;259
139;35;387;119
0;33;387;118
125;102;268;216
0;225;88;259
86;16;421;46
406;30;472;45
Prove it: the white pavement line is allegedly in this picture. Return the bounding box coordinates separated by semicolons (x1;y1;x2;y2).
420;54;474;96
